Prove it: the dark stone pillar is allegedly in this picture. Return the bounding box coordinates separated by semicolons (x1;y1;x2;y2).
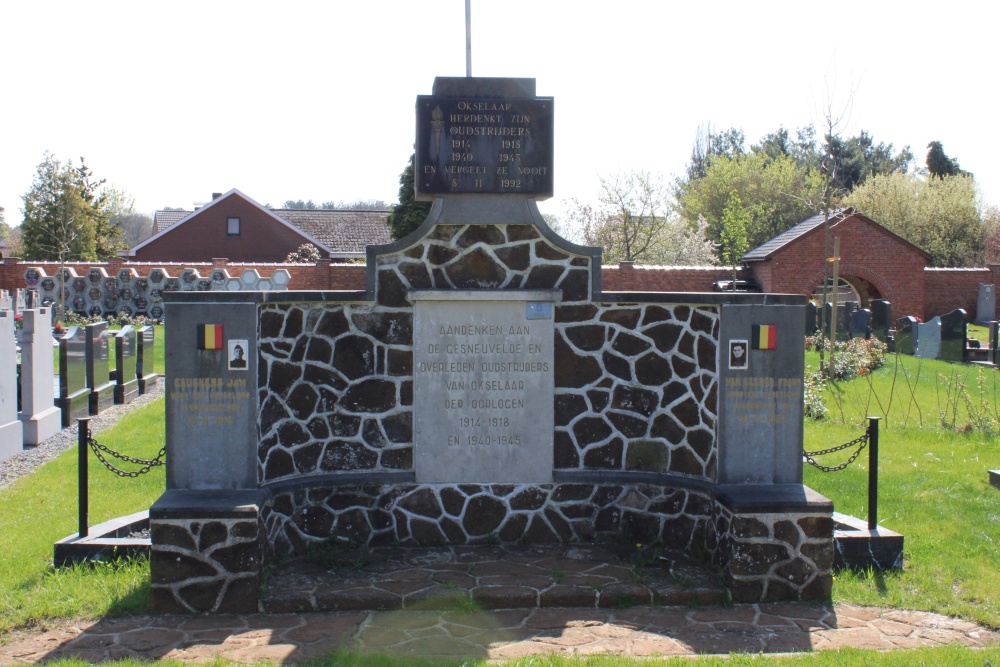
150;489;267;613
711;485;833;602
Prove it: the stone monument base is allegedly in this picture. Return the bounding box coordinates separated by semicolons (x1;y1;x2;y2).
138;373;160;395
0;420;24;461
150;489;266;614
20;406;61;446
990;470;999;490
57;389;91;428
150;480;834;612
711;485;834;602
89;383;114;416
832;512;904;571
114;378;139;405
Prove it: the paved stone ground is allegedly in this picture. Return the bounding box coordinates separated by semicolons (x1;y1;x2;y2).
2;604;997;663
261;545;725;613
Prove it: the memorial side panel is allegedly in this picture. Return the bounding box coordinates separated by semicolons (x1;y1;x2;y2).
414;300;554;483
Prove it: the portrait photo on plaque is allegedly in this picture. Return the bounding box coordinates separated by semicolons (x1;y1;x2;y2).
228;339;249;370
729;339;749;370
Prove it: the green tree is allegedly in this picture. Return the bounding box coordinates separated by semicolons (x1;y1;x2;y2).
677;153;826;250
845;171;987;266
0;206;9;243
20;153;126;261
719;191;750;276
387;153;431;240
21;154;99;261
926;141;966;178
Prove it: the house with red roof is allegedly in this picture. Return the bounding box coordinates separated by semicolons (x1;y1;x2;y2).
130;189;391;262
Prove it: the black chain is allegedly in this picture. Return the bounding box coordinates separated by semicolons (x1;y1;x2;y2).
802;432;869;472
87;436;166;478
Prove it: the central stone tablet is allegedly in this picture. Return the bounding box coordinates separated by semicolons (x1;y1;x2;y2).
411;289;558;483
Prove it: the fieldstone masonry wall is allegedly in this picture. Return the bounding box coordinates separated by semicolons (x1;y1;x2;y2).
154;201;831;612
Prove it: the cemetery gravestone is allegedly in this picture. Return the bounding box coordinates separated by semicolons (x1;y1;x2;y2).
915;316;942;360
18;309;62;444
57;326;90;427
939;308;967;363
977;284;995;325
85;321;115;415
136;325;159;394
850;308;872;340
114;325;139;404
0;311;23;461
990;321;999;366
804;301;818;335
0;291;10;312
895;316;918;355
823;302;852;339
870;300;891;344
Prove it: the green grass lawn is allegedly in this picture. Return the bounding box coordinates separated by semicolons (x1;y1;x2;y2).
3;346;1000;666
0;399;165;634
804;351;1000;627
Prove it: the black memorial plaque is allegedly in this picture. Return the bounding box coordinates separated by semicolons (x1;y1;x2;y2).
415;96;553;199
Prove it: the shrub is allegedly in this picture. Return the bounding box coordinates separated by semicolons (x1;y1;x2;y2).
803;371;827;420
806;336;887;381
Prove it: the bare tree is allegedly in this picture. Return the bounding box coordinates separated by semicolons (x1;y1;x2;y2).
577;171;672;263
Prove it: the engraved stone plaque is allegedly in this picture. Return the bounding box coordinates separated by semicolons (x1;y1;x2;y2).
415;95;554;199
412;290;558;483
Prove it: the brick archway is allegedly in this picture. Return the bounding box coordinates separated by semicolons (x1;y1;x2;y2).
806;263;895;309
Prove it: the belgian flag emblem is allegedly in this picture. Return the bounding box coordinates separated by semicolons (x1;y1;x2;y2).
197;323;224;350
752;324;777;350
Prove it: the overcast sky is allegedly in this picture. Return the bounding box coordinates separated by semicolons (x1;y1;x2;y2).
1;1;996;228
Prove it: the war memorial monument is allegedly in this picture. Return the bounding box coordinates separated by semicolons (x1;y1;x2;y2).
150;77;833;613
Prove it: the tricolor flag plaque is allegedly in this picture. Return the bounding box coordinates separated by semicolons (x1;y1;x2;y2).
197;323;224;350
752;324;777;350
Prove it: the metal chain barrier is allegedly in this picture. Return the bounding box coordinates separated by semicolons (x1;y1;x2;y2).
803;430;869;472
87;435;166;478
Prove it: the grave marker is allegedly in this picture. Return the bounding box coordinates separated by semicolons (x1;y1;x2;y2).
18;308;62;444
114;325;139;404
0;311;23;461
804;301;818;335
895;316;919;356
850;308;872;339
870;300;891;344
136;325;159;394
85;321;115;415
57;326;90;427
939;308;967;363
976;284;995;325
915;316;941;359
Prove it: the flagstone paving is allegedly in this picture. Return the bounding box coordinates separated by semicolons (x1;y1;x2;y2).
3;546;998;662
260;545;725;613
2;604;997;663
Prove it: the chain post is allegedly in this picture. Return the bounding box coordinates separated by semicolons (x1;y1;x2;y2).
868;416;880;530
78;417;91;539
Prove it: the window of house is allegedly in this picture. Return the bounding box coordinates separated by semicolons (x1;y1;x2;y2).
227;217;241;236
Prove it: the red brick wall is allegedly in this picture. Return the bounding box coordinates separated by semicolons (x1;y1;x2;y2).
603;263;746;292
752;213;930;321
132;196;316;263
3;252;995;321
923;268;990;320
